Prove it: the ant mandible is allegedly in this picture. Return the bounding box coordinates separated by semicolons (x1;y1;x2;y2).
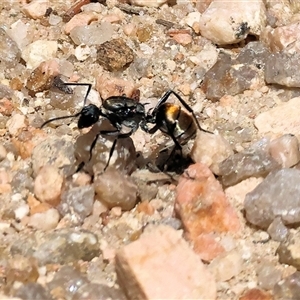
41;80;211;171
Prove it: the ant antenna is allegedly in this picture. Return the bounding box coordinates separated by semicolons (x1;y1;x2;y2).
41;82;92;128
59;82;92;107
41;111;81;128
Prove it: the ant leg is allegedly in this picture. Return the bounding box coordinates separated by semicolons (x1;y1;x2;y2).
82;128;135;171
100;129;135;170
75;132;100;173
151;90;173;113
146;124;160;134
88;133;100;162
157;122;183;170
60;82;92;108
76;161;85;173
104;139;117;171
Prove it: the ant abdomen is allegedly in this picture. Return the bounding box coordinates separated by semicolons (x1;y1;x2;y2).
154;103;197;145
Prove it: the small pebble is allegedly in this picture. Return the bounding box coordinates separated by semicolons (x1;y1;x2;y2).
0;183;12;194
175;163;240;242
64;12;98;35
245;169;300;229
48;266;89;299
6;114;27;136
70;22;113;46
28;208;60;230
72;172;92;186
0;85;13;100
269;134;300;168
32;136;76;177
0;97;14;116
96;74;136;100
267;216;289;242
219;149;279;187
0;144;7;160
6;19;29;50
96;38;134;71
0;28;21;68
193;234;225;262
49;13;62;26
170;32;192;45
74;44;91;61
256;261;282;290
262;21;300;53
191;131;233;175
199;0;266;45
265;52;300;87
273;271;300;299
58;185;94;223
22;0;50;19
277;231;300;270
22;40;58;69
34;165;63;206
31;229;100;265
255;97;300;139
208;250;243;282
184;11;201;28
94;167;138;211
7;254;39;284
116;225;216;299
0;169;11;185
239;288;273;300
202;43;268;100
26;60;59;94
14;204;30;221
72;283;126;300
136;24;153;43
129;0;167;7
14;283;52;300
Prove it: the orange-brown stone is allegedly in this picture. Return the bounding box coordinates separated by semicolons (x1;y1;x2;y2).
175;163;241;241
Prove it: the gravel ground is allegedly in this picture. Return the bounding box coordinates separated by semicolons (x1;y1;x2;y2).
0;0;300;299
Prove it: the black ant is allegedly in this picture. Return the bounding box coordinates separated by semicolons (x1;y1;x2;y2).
41;81;211;172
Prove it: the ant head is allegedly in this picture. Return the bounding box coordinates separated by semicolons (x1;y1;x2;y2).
78;104;101;129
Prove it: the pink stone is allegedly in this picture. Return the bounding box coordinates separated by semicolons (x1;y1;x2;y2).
262;22;300;53
96;74;136;100
193;233;225;262
115;225;216;300
175;163;241;242
239;288;273;300
6;114;27;136
64;12;98;34
196;0;213;13
171;33;192;45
